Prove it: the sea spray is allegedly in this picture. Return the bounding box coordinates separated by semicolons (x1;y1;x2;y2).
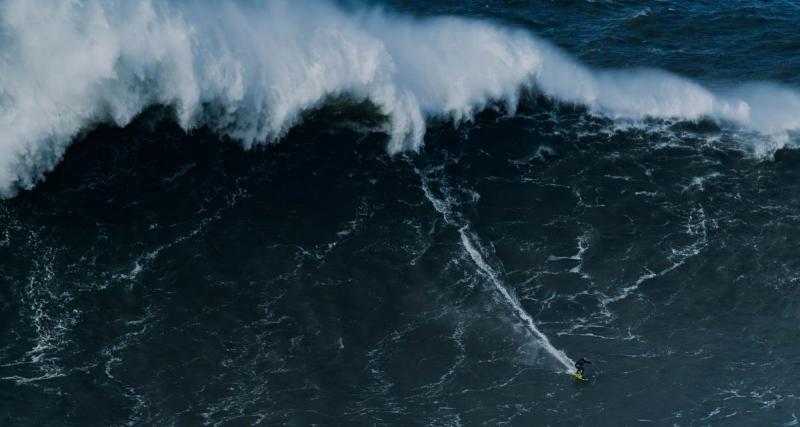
2;0;800;197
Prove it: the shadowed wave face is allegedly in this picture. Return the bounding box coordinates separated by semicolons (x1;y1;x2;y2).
2;0;800;197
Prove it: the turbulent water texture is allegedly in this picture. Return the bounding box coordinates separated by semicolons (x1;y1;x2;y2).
3;0;800;197
2;0;800;425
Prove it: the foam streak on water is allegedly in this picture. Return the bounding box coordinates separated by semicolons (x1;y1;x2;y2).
458;227;574;373
414;163;574;373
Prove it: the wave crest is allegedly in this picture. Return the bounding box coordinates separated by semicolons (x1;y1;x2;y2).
1;0;799;197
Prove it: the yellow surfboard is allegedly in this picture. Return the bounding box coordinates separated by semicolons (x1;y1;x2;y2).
574;373;588;382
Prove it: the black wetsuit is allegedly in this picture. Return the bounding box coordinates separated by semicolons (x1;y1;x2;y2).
575;357;590;376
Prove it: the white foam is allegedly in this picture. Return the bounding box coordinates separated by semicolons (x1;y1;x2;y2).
2;0;800;197
459;227;574;372
414;163;574;373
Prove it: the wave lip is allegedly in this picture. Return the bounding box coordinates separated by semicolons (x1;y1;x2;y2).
2;0;800;197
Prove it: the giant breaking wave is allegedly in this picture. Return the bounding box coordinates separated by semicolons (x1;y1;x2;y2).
2;0;800;197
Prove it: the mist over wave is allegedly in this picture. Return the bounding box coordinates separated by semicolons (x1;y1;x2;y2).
1;0;799;197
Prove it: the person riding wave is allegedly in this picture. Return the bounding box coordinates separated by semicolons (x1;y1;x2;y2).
575;356;590;378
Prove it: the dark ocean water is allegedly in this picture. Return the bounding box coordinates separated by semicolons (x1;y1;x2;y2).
2;1;800;425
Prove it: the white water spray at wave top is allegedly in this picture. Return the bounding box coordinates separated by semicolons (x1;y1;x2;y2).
2;0;800;197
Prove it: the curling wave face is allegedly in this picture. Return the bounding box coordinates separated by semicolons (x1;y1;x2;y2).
1;0;800;197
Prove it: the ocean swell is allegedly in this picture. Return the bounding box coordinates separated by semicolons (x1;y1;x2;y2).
1;0;799;197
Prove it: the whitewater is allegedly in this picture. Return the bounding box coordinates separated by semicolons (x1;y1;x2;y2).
2;0;800;198
413;163;574;372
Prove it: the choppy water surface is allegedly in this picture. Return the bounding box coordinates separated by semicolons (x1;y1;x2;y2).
1;1;799;425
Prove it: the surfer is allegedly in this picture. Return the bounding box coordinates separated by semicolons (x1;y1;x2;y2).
575;356;590;378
